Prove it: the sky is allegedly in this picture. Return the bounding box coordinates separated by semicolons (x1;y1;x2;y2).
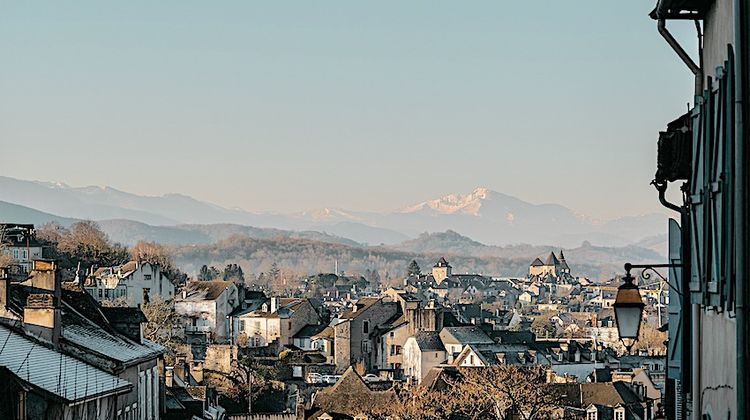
0;1;698;219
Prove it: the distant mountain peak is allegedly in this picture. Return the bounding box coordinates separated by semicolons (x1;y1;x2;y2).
400;187;499;216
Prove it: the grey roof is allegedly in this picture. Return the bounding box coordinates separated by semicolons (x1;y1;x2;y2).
440;326;494;345
530;258;545;267
434;257;451;268
293;324;327;338
62;307;164;365
414;331;446;352
0;324;132;403
545;252;560;266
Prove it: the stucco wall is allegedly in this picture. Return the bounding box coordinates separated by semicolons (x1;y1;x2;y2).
699;311;736;418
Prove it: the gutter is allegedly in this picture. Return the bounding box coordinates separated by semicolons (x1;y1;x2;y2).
657;19;703;95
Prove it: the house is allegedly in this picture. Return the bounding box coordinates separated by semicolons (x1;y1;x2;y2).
306;366;397;419
332;296;399;373
230;297;321;350
453;343;543;368
553;382;653;420
376;289;447;378
402;331;448;384
174;280;239;343
0;260;165;420
0;325;132;420
311;326;336;364
85;261;175;306
439;326;494;363
0;223;43;273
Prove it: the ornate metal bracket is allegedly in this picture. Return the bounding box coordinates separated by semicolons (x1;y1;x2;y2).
624;262;683;296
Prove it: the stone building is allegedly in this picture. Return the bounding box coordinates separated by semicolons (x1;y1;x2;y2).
0;260;165;419
432;257;452;284
332;297;399;373
174;280;239;343
85;261;175;307
0;223;43;274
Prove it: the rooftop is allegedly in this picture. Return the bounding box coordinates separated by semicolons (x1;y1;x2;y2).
0;324;132;403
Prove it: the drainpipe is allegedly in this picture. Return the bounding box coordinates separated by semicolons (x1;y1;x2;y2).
735;0;749;419
657;19;703;95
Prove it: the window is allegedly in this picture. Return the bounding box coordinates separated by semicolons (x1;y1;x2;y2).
239;320;246;331
142;288;151;304
363;321;369;334
144;274;152;281
469;355;475;365
390;345;396;356
614;409;625;420
587;411;597;420
98;289;103;298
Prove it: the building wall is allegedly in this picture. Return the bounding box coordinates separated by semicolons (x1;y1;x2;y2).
281;300;319;345
379;323;409;372
3;245;43;272
116;359;160;420
695;1;738;417
87;263;175;307
432;266;451;283
236;315;281;347
333;320;351;372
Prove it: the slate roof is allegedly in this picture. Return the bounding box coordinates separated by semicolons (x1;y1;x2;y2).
61;308;164;365
530;258;545;267
0;324;132;403
545;252;560;266
313;367;397;417
179;280;234;301
434;257;451;268
313;326;335;339
414;331;446;352
440;326;494;345
559;250;571;270
488;330;536;344
339;297;382;319
100;306;148;324
293;324;327;338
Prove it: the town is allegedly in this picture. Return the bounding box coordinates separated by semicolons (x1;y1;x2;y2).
0;222;666;419
2;0;748;418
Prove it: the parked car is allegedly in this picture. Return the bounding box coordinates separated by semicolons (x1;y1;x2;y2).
362;374;380;383
306;373;323;384
322;374;341;384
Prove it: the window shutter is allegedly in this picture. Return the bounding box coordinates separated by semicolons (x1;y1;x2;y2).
667;219;683;380
689;47;736;311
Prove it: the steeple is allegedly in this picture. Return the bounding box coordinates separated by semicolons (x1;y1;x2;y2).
559;250;571;273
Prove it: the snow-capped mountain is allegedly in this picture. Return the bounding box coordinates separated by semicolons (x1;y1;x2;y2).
0;176;666;247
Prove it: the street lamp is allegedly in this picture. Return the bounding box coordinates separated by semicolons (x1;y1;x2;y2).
614;263;645;352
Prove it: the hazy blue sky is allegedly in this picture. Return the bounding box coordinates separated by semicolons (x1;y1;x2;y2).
0;1;697;219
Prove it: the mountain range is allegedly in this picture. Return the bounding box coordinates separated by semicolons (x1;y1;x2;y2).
0;176;667;248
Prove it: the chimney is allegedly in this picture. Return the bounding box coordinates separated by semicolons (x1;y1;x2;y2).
0;267;9;310
28;260;58;292
270;297;279;313
23;293;61;344
165;366;174;388
23;260;62;345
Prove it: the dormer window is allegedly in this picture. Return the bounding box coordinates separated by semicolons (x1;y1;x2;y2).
614;407;625;420
586;408;598;420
